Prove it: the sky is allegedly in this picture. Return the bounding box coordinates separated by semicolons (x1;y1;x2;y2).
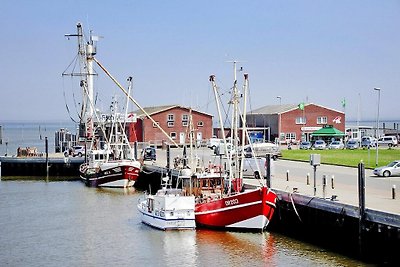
1;0;399;123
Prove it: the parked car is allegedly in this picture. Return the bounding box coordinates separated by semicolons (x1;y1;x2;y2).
64;145;85;157
377;136;398;148
373;160;400;177
361;136;377;148
243;142;281;160
345;139;359;149
299;141;312;150
142;146;156;161
328;141;344;150
313;140;326;150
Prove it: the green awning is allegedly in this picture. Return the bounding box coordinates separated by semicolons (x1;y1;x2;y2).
311;125;345;137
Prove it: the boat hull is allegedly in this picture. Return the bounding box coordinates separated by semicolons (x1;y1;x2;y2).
137;204;196;230
80;162;140;188
195;187;276;231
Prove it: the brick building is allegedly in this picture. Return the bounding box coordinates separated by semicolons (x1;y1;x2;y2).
246;103;345;143
128;105;213;146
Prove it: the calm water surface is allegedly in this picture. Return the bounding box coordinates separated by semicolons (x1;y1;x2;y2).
0;179;370;267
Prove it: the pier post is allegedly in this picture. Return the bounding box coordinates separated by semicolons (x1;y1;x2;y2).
358;162;366;258
306;173;310;185
45;137;49;179
331;175;335;189
313;166;317;196
266;154;271;187
166;145;170;170
322;174;326;198
286;170;289;181
134;142;138;160
392;185;396;200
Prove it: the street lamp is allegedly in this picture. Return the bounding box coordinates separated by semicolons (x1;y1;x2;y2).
276;96;282;143
374;87;381;167
276;96;282;105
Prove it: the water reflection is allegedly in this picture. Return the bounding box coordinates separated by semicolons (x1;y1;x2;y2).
0;180;370;266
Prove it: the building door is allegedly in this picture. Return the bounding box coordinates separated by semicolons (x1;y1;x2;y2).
196;132;202;146
179;132;186;144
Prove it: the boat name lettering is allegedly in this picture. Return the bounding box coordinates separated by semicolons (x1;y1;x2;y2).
225;198;239;206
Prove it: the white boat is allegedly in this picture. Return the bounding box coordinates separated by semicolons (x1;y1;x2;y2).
137;176;196;230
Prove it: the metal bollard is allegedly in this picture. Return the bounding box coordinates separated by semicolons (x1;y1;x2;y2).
393;185;396;200
307;173;310;185
331;175;335;189
322;174;327;198
286;170;289;181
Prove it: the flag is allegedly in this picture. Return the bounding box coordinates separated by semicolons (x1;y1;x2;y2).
341;98;346;108
298;102;305;110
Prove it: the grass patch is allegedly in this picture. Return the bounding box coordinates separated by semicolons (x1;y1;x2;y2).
281;148;400;169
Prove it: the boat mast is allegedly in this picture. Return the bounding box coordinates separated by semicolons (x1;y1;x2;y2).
231;61;240;180
85;30;96;139
239;73;249;180
209;75;233;191
64;22;96;140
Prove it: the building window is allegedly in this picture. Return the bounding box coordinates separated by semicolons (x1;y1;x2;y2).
197;121;204;127
170;132;177;140
285;132;296;140
152;121;159;128
167;114;174;127
317;116;327;124
167;114;174;121
182;114;189;127
295;117;306;124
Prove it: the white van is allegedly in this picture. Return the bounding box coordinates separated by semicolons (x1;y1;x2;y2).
241;157;276;178
378;136;398;147
243;142;281;160
207;138;223;149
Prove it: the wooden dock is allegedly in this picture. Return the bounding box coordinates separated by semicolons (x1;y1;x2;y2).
0;156;84;176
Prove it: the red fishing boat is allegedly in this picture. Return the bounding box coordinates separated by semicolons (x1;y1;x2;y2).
178;65;277;231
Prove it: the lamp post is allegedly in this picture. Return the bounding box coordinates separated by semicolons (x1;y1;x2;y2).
374;87;381;167
277;96;282;143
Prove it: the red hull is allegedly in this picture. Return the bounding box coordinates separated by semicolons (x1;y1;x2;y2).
195;187;276;231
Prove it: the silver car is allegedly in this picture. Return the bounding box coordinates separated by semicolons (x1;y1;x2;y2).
346;139;359;149
328;141;344;150
313;140;326;150
373;160;400;177
299;141;311;150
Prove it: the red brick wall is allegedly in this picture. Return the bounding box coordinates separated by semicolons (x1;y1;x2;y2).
281;104;345;141
141;107;213;143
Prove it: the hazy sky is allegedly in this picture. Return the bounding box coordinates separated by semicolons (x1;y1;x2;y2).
1;0;399;123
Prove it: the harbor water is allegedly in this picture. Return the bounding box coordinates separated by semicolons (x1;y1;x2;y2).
0;121;384;266
0;121;76;156
0;179;369;266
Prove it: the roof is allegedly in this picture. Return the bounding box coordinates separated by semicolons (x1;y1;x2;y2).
133;105;213;118
250;104;298;115
311;125;345;137
249;103;344;115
